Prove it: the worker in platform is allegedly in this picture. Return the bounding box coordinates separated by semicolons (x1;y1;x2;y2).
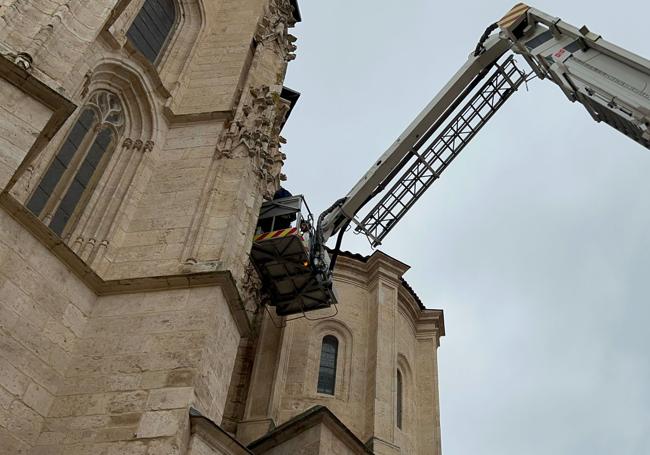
257;187;296;233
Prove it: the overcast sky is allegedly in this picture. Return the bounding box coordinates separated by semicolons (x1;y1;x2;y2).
282;1;650;454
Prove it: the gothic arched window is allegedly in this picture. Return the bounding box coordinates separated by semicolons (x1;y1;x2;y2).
127;0;177;63
26;91;124;236
396;369;404;429
317;335;338;395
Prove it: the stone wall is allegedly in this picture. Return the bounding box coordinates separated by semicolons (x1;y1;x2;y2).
0;0;300;452
0;207;246;454
259;425;320;455
4;0;296;287
35;287;241;455
171;0;265;114
319;423;363;455
0;76;52;190
0;0;122;91
105;120;224;279
239;252;445;455
0;209;96;454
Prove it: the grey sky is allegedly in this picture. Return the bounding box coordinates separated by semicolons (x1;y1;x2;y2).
281;1;650;454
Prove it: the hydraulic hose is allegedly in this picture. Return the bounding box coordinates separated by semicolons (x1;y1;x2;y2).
474;22;499;57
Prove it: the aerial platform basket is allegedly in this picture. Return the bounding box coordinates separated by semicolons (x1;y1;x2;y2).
250;195;336;316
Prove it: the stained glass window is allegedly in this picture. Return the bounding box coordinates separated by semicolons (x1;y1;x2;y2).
49;128;114;235
26;109;96;216
127;0;176;63
317;335;338;395
26;91;124;237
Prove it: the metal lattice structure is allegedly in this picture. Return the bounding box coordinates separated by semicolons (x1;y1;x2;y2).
356;56;526;246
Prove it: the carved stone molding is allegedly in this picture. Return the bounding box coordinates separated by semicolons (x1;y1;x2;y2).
13;52;34;71
215;85;291;198
87;90;125;133
80;70;93;99
241;261;263;314
254;0;298;62
143;140;154;152
72;235;85;251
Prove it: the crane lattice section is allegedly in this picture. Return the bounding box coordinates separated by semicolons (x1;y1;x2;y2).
356;56;526;246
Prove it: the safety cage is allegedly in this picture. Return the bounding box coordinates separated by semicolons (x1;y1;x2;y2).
250;195;337;316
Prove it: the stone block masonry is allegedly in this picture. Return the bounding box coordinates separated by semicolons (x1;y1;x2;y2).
0;208;245;454
1;0;297;450
35;287;241;454
0;209;96;454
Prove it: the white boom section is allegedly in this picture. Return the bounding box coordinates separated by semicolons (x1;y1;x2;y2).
317;35;512;241
504;5;650;149
318;3;650;251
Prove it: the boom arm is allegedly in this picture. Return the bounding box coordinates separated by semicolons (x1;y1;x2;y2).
318;34;513;242
505;5;650;149
311;3;650;287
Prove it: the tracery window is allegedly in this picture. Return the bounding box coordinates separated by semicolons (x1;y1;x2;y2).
126;0;176;64
396;369;403;429
317;335;338;395
26;91;124;236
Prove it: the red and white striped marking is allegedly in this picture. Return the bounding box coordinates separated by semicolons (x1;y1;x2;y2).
498;3;530;31
254;227;300;242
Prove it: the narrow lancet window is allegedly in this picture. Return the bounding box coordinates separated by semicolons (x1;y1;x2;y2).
26;91;124;236
49;128;115;235
317;335;338;395
397;370;403;429
27;109;96;216
127;0;176;63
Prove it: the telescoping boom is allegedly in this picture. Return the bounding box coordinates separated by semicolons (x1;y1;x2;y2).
252;4;650;317
305;3;650;309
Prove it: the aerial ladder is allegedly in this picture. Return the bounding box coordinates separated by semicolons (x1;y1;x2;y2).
251;3;650;316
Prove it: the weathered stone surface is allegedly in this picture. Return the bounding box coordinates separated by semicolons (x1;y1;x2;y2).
0;77;53;191
147;387;194;411
22;382;54;417
137;409;184;438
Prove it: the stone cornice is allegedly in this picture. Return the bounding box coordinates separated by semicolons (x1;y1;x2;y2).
416;309;446;341
366;250;410;282
333;250;445;340
0;192;252;336
331;255;369;288
161;106;233;124
365;251;411;293
0;52;76;192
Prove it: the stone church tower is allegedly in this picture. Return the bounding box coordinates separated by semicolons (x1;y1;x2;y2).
0;0;444;453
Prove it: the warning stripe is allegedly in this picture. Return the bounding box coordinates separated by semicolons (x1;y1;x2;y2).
254;227;299;242
498;3;530;31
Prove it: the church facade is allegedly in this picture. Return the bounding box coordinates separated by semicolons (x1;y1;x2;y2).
0;0;444;453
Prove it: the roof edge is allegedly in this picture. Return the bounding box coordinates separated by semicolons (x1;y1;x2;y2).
248;406;371;454
189;408;253;455
329;249;425;310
